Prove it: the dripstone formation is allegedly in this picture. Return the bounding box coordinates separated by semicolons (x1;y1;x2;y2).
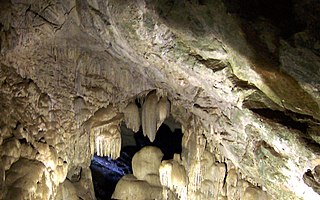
0;0;320;199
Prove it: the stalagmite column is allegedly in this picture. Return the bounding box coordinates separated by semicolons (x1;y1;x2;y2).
159;154;188;200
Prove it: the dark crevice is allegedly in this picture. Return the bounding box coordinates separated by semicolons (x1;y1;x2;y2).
193;103;218;114
254;140;283;158
191;54;228;72
13;121;21;130
26;6;62;28
88;5;110;25
299;136;320;156
250;108;308;133
18;138;27;144
134;98;141;108
221;162;227;188
229;74;257;90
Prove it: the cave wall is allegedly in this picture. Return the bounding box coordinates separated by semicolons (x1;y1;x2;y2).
0;0;320;199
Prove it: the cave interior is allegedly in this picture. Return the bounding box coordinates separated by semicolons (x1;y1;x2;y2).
0;0;320;200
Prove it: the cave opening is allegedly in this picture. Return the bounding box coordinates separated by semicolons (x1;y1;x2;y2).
90;116;182;200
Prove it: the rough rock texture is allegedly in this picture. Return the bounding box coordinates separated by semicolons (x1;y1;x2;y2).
0;0;320;199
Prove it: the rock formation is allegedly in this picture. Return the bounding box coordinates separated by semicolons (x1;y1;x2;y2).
0;0;320;199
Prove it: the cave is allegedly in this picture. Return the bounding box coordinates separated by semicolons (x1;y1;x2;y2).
90;116;183;199
1;0;320;200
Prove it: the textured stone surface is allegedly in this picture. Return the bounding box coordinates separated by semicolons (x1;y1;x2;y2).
112;174;165;200
0;0;320;199
132;146;163;186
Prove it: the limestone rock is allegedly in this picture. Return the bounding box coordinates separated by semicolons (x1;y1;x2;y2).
0;138;21;170
55;179;78;200
67;166;82;183
132;146;163;185
159;158;188;199
243;187;270;200
142;91;159;142
4;158;51;200
123;102;141;133
157;96;171;130
112;174;164;200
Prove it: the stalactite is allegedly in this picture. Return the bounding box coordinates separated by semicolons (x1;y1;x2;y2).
157;96;170;131
141;91;171;142
93;123;121;159
142;91;158;142
82;105;122;159
123;102;140;133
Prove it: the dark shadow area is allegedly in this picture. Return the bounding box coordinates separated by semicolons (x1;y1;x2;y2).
249;108;308;133
90;146;138;200
135;122;183;160
299;136;320;156
224;0;300;38
90;118;182;199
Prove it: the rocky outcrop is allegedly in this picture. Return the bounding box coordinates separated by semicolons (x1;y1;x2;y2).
0;0;320;199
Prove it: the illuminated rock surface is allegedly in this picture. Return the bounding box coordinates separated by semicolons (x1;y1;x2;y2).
0;0;320;199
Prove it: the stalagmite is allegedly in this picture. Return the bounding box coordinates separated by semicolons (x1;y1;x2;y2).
159;156;188;200
113;147;166;199
112;174;163;200
4;158;52;200
142;91;158;142
0;138;21;170
132;146;163;184
123;102;140;133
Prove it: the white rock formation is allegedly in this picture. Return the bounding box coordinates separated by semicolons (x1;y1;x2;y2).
123;102;141;133
159;155;188;200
